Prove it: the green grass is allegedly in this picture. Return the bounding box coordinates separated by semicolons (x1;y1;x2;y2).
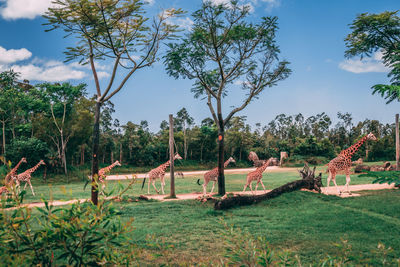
3;165;400;265
110;189;400;265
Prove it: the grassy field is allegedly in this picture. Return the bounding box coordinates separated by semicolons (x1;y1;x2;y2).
2;164;399;265
114;189;400;265
16;165;379;203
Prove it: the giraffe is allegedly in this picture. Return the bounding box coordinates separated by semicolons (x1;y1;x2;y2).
14;160;45;196
326;132;377;195
142;153;183;194
5;157;27;185
243;158;272;194
98;160;122;190
197;157;236;195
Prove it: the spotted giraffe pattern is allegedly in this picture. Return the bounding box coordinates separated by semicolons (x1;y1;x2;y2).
5;157;27;185
327;132;377;195
243;158;273;194
97;160;121;190
145;153;182;194
14;160;45;196
198;157;236;195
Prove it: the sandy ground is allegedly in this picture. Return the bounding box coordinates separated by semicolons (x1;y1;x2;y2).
106;166;297;180
4;182;396;210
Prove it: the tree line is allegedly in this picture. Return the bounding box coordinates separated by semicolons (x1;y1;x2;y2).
0;70;395;175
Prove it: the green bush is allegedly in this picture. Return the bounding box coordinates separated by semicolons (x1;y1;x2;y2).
0;198;135;266
5;137;49;170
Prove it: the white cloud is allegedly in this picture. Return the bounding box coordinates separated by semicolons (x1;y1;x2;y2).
10;63;87;82
0;0;55;20
0;52;112;82
168;17;194;31
0;46;32;64
339;51;389;74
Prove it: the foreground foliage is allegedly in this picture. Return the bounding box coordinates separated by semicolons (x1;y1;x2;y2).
0;197;135;265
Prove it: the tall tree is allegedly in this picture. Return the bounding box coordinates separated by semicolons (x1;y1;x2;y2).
164;1;291;195
175;108;194;160
44;0;183;204
345;11;400;103
38;83;86;175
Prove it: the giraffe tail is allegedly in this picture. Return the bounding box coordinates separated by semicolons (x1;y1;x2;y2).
141;177;146;190
197;179;202;186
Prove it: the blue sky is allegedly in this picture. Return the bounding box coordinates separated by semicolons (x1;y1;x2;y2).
0;0;399;132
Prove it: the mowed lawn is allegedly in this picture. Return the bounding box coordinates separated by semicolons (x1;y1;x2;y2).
118;189;400;265
17;165;377;203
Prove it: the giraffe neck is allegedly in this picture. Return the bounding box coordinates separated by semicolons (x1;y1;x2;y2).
11;158;25;173
223;159;231;168
26;162;43;174
341;135;368;158
160;160;171;172
107;162;119;171
257;159;271;173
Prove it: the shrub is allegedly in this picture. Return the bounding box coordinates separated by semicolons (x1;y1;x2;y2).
0;198;135;266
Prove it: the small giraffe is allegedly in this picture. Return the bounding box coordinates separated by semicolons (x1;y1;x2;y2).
5;157;27;185
327;132;377;195
197;157;236;195
98;160;122;190
14;160;45;196
243;158;272;194
143;153;183;194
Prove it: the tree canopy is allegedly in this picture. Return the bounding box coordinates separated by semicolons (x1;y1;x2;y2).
345;11;400;103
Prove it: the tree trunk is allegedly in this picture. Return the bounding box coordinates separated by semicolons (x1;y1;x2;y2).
111;150;114;163
2;120;5;164
119;142;123;163
91;101;101;205
217;124;225;196
169;114;176;198
214;164;322;210
80;145;85;165
61;131;67;175
183;123;187;160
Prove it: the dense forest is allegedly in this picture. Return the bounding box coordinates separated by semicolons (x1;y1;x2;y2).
0;70;395;174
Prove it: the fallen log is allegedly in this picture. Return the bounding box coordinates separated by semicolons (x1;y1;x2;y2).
214;164;322;210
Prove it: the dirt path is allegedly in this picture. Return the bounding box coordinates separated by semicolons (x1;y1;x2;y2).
5;183;396;210
105;166;297;180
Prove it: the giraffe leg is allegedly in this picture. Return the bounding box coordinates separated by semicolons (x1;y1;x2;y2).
24;182;28;190
28;181;35;196
148;178;151;194
249;182;255;195
345;170;352;195
160;176;165;194
203;180;208;195
243;179;249;192
210;181;216;194
327;171;332;191
259;179;267;193
152;180;159;194
331;173;341;195
255;181;259;193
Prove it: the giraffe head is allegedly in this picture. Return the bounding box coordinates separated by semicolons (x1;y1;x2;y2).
174;153;183;160
366;132;377;141
38;159;46;166
21;157;27;163
114;160;122;166
228;157;236;164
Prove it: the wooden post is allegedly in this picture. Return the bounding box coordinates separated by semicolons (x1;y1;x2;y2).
169;114;176;198
396;114;399;171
